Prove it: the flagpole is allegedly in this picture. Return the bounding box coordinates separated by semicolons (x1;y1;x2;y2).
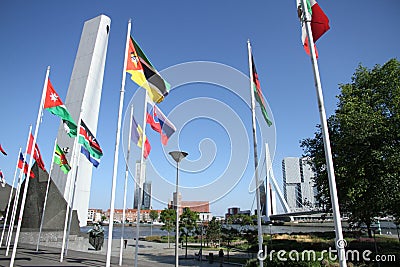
299;0;346;266
60;117;81;262
10;66;50;267
106;19;131;267
5;160;24;256
247;40;264;267
6;126;32;256
265;143;271;221
119;105;134;266
135;91;148;267
35;138;57;252
65;162;80;254
0;147;21;248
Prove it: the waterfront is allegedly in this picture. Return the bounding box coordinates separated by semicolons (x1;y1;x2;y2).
81;221;399;239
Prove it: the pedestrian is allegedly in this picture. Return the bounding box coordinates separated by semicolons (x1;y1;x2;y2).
124;239;127;249
219;248;224;266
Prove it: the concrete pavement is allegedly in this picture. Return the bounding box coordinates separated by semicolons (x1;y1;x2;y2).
0;232;244;266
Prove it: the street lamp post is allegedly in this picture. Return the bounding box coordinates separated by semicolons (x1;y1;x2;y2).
169;151;188;267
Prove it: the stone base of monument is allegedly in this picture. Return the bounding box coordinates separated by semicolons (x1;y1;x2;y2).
3;163;81;233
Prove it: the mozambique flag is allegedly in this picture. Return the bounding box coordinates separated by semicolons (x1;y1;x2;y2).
131;115;151;159
251;55;273;126
78;120;103;166
126;36;170;103
54;144;71;174
44;79;77;137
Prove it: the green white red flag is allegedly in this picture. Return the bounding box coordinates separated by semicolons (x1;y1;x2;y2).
297;0;330;56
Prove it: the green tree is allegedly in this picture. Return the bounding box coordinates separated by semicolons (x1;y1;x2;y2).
149;210;159;236
179;208;199;258
205;217;221;247
160;208;176;248
149;210;159;222
301;59;400;237
221;226;239;260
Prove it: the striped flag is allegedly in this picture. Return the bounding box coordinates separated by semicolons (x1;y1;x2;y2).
297;0;330;56
0;170;5;187
17;153;35;178
78;120;103;167
27;134;46;171
250;55;273;126
146;98;176;145
131;116;151;159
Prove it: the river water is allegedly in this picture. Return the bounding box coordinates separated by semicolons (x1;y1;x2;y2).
81;221;399;240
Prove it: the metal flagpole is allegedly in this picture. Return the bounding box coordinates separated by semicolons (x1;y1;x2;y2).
135;91;149;267
107;19;131;267
265;143;271;222
60;116;81;262
6;132;31;256
10;66;50;267
36;138;57;252
247;40;264;267
119;105;134;266
0;147;21;248
5;165;24;256
299;0;347;266
65;163;80;255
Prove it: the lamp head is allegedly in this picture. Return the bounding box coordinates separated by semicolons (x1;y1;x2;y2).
169;151;188;163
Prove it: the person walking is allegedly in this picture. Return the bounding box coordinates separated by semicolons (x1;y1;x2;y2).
218;248;224;266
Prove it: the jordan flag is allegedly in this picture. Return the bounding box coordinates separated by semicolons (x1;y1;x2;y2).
44;79;77;137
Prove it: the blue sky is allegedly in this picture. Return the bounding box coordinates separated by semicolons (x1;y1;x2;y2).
0;0;399;216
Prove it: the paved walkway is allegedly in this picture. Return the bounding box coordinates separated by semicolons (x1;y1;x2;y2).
0;236;244;266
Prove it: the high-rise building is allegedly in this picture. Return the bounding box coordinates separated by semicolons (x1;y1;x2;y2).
282;157;317;211
133;161;146;209
259;182;267;216
51;15;110;227
142;182;152;210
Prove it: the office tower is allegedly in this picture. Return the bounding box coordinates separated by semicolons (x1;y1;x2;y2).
133;161;146;209
142;182;152;209
282;157;317;211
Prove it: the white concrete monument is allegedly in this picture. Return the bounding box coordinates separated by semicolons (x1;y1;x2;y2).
52;15;110;226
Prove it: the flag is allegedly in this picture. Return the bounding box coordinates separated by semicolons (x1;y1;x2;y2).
44;79;78;137
126;36;170;103
131;116;151;159
27;134;46;171
297;0;330;56
80;146;100;168
78;120;103;166
18;153;35;178
146;98;176;145
0;144;7;156
0;170;5;187
251;55;273;127
54;144;71;174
